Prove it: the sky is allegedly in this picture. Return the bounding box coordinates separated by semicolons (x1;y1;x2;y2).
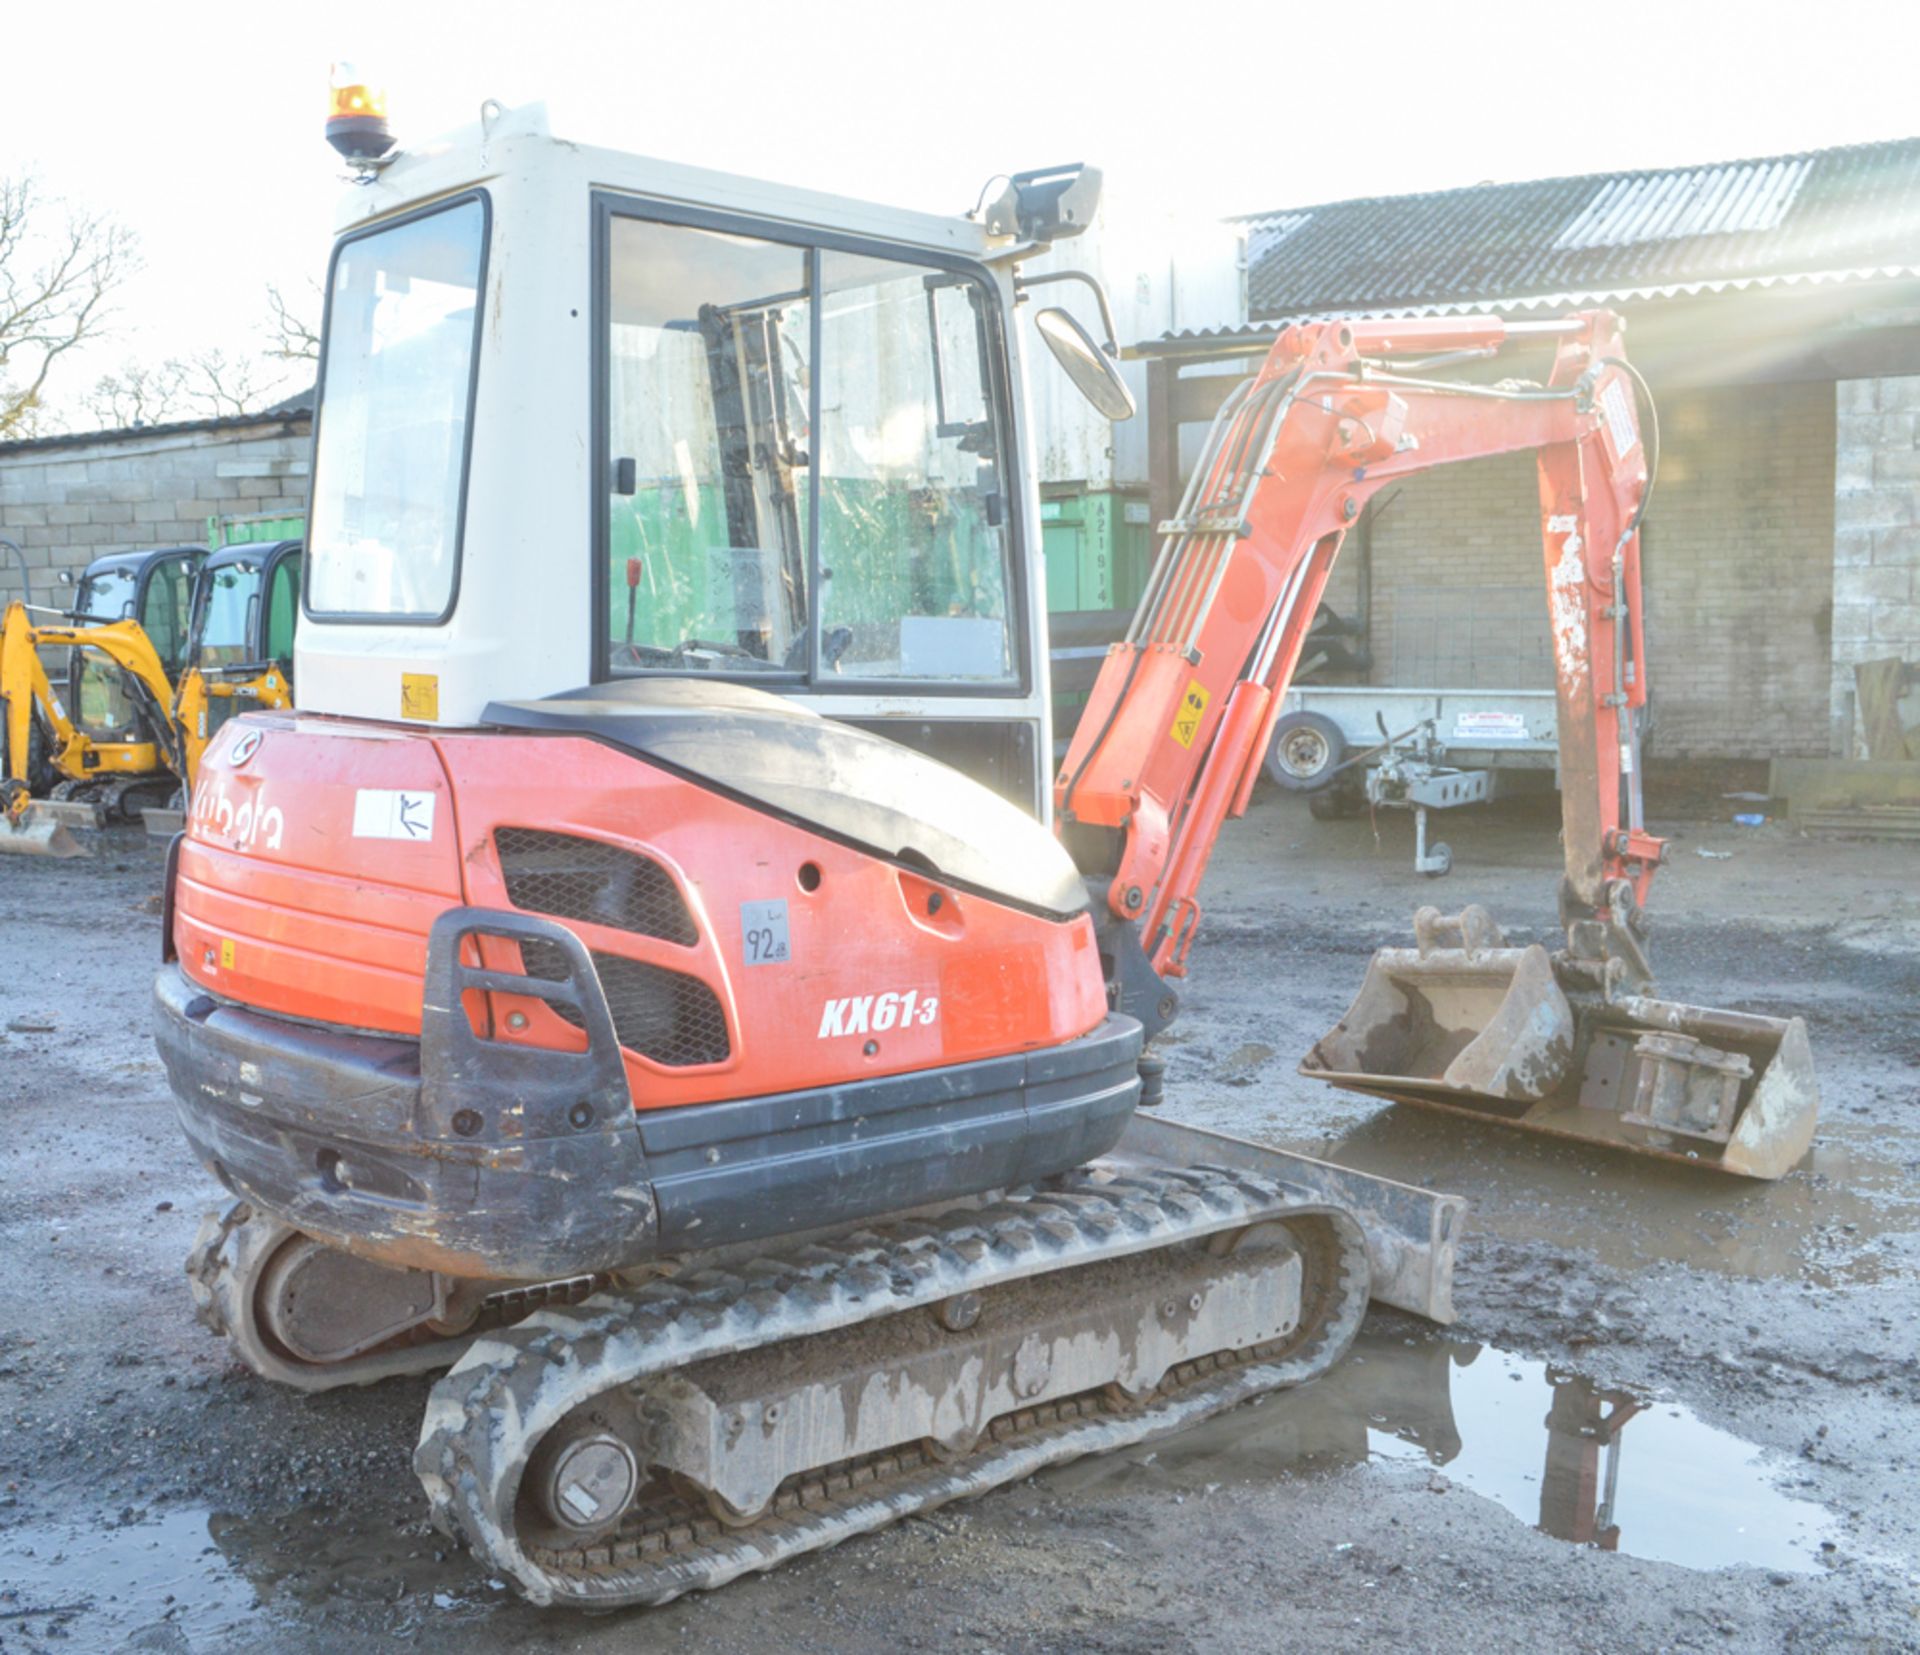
5;0;1919;422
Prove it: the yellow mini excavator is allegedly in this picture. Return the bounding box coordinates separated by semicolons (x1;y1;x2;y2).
1;543;295;855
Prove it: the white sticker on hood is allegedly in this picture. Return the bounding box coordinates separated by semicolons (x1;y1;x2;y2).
352;789;436;842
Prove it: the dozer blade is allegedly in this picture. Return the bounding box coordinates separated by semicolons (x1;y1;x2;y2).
0;807;85;858
1302;906;1819;1179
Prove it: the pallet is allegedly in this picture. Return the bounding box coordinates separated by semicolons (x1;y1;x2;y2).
1800;805;1920;840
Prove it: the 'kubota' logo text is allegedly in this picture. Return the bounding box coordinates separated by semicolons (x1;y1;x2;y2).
818;989;939;1038
192;779;285;852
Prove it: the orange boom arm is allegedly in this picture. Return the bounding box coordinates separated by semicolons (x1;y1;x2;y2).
1056;311;1661;984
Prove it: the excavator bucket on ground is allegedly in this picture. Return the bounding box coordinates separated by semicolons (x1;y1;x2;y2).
1304;906;1819;1179
0;782;85;858
0;807;84;858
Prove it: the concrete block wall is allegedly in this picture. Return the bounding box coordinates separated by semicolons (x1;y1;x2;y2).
1638;381;1833;760
0;417;310;590
1832;375;1920;756
1342;380;1834;760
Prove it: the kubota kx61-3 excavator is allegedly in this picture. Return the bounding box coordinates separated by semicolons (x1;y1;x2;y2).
154;97;1813;1611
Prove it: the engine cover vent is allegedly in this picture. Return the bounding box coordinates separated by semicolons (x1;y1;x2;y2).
520;938;731;1069
496;827;697;947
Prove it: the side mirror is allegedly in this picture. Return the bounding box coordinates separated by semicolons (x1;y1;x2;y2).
1034;308;1136;422
57;568;74;586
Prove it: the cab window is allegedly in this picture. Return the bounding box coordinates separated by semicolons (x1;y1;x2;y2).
599;209;1018;690
264;552;301;671
814;255;1011;682
604;218;811;673
308;197;486;620
140;554;198;676
195;564;258;670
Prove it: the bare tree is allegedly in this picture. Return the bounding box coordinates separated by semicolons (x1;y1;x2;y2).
0;175;137;438
82;359;182;428
84;347;286;429
177;347;277;417
265;280;322;364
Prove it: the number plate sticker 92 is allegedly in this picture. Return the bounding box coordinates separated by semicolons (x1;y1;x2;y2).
741;899;791;966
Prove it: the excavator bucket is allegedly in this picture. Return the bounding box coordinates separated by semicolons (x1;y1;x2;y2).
0;807;84;858
1303;907;1819;1180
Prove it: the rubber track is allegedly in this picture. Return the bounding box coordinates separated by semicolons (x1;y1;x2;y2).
416;1163;1371;1608
187;1200;600;1390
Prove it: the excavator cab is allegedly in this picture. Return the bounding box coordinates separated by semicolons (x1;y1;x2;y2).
66;545;203;736
294;113;1110;818
181;539;301;747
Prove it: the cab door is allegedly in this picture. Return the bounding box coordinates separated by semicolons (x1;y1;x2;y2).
137;550;204;681
258;543;302;679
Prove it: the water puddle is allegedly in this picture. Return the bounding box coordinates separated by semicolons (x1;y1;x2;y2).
1286;1107;1920;1287
1049;1329;1840;1574
0;1503;506;1649
0;1508;254;1648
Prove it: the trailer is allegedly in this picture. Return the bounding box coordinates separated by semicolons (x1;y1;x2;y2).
1267;685;1560;876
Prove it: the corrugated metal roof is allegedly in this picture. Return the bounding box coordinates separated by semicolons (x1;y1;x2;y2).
1241;136;1920;321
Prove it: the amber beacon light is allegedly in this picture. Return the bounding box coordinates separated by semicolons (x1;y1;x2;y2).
326;64;395;162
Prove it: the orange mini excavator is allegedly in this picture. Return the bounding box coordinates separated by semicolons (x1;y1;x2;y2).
155;98;1812;1610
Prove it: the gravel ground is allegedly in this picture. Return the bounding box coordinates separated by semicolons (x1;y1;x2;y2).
0;792;1916;1653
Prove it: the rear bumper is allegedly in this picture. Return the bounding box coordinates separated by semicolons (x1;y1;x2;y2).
155;909;1142;1281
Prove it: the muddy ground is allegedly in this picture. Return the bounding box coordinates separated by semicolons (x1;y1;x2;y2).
1;790;1917;1653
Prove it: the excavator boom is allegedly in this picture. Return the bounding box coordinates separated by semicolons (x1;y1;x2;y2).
1060;312;1817;1176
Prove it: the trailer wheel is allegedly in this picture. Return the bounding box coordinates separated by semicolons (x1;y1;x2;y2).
1421;842;1453;878
1265;711;1345;792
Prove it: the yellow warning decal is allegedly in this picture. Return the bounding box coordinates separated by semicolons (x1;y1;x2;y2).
401;673;440;722
1170;679;1210;748
219;938;236;969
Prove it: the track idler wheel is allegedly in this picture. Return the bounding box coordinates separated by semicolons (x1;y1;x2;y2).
524;1426;645;1544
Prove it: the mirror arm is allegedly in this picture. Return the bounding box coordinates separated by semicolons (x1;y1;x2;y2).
1014;270;1123;357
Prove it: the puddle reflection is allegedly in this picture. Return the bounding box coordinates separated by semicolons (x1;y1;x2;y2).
1049;1329;1840;1573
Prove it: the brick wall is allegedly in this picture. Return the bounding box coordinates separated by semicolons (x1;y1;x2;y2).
1831;375;1920;755
1344;381;1835;760
1362;451;1543;687
0;416;310;588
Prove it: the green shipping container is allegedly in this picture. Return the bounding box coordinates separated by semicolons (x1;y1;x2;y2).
1039;489;1155;615
208;510;306;549
1041;488;1156;741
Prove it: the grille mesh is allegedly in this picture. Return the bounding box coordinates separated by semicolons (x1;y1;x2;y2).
519;938;731;1069
496;827;697;946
